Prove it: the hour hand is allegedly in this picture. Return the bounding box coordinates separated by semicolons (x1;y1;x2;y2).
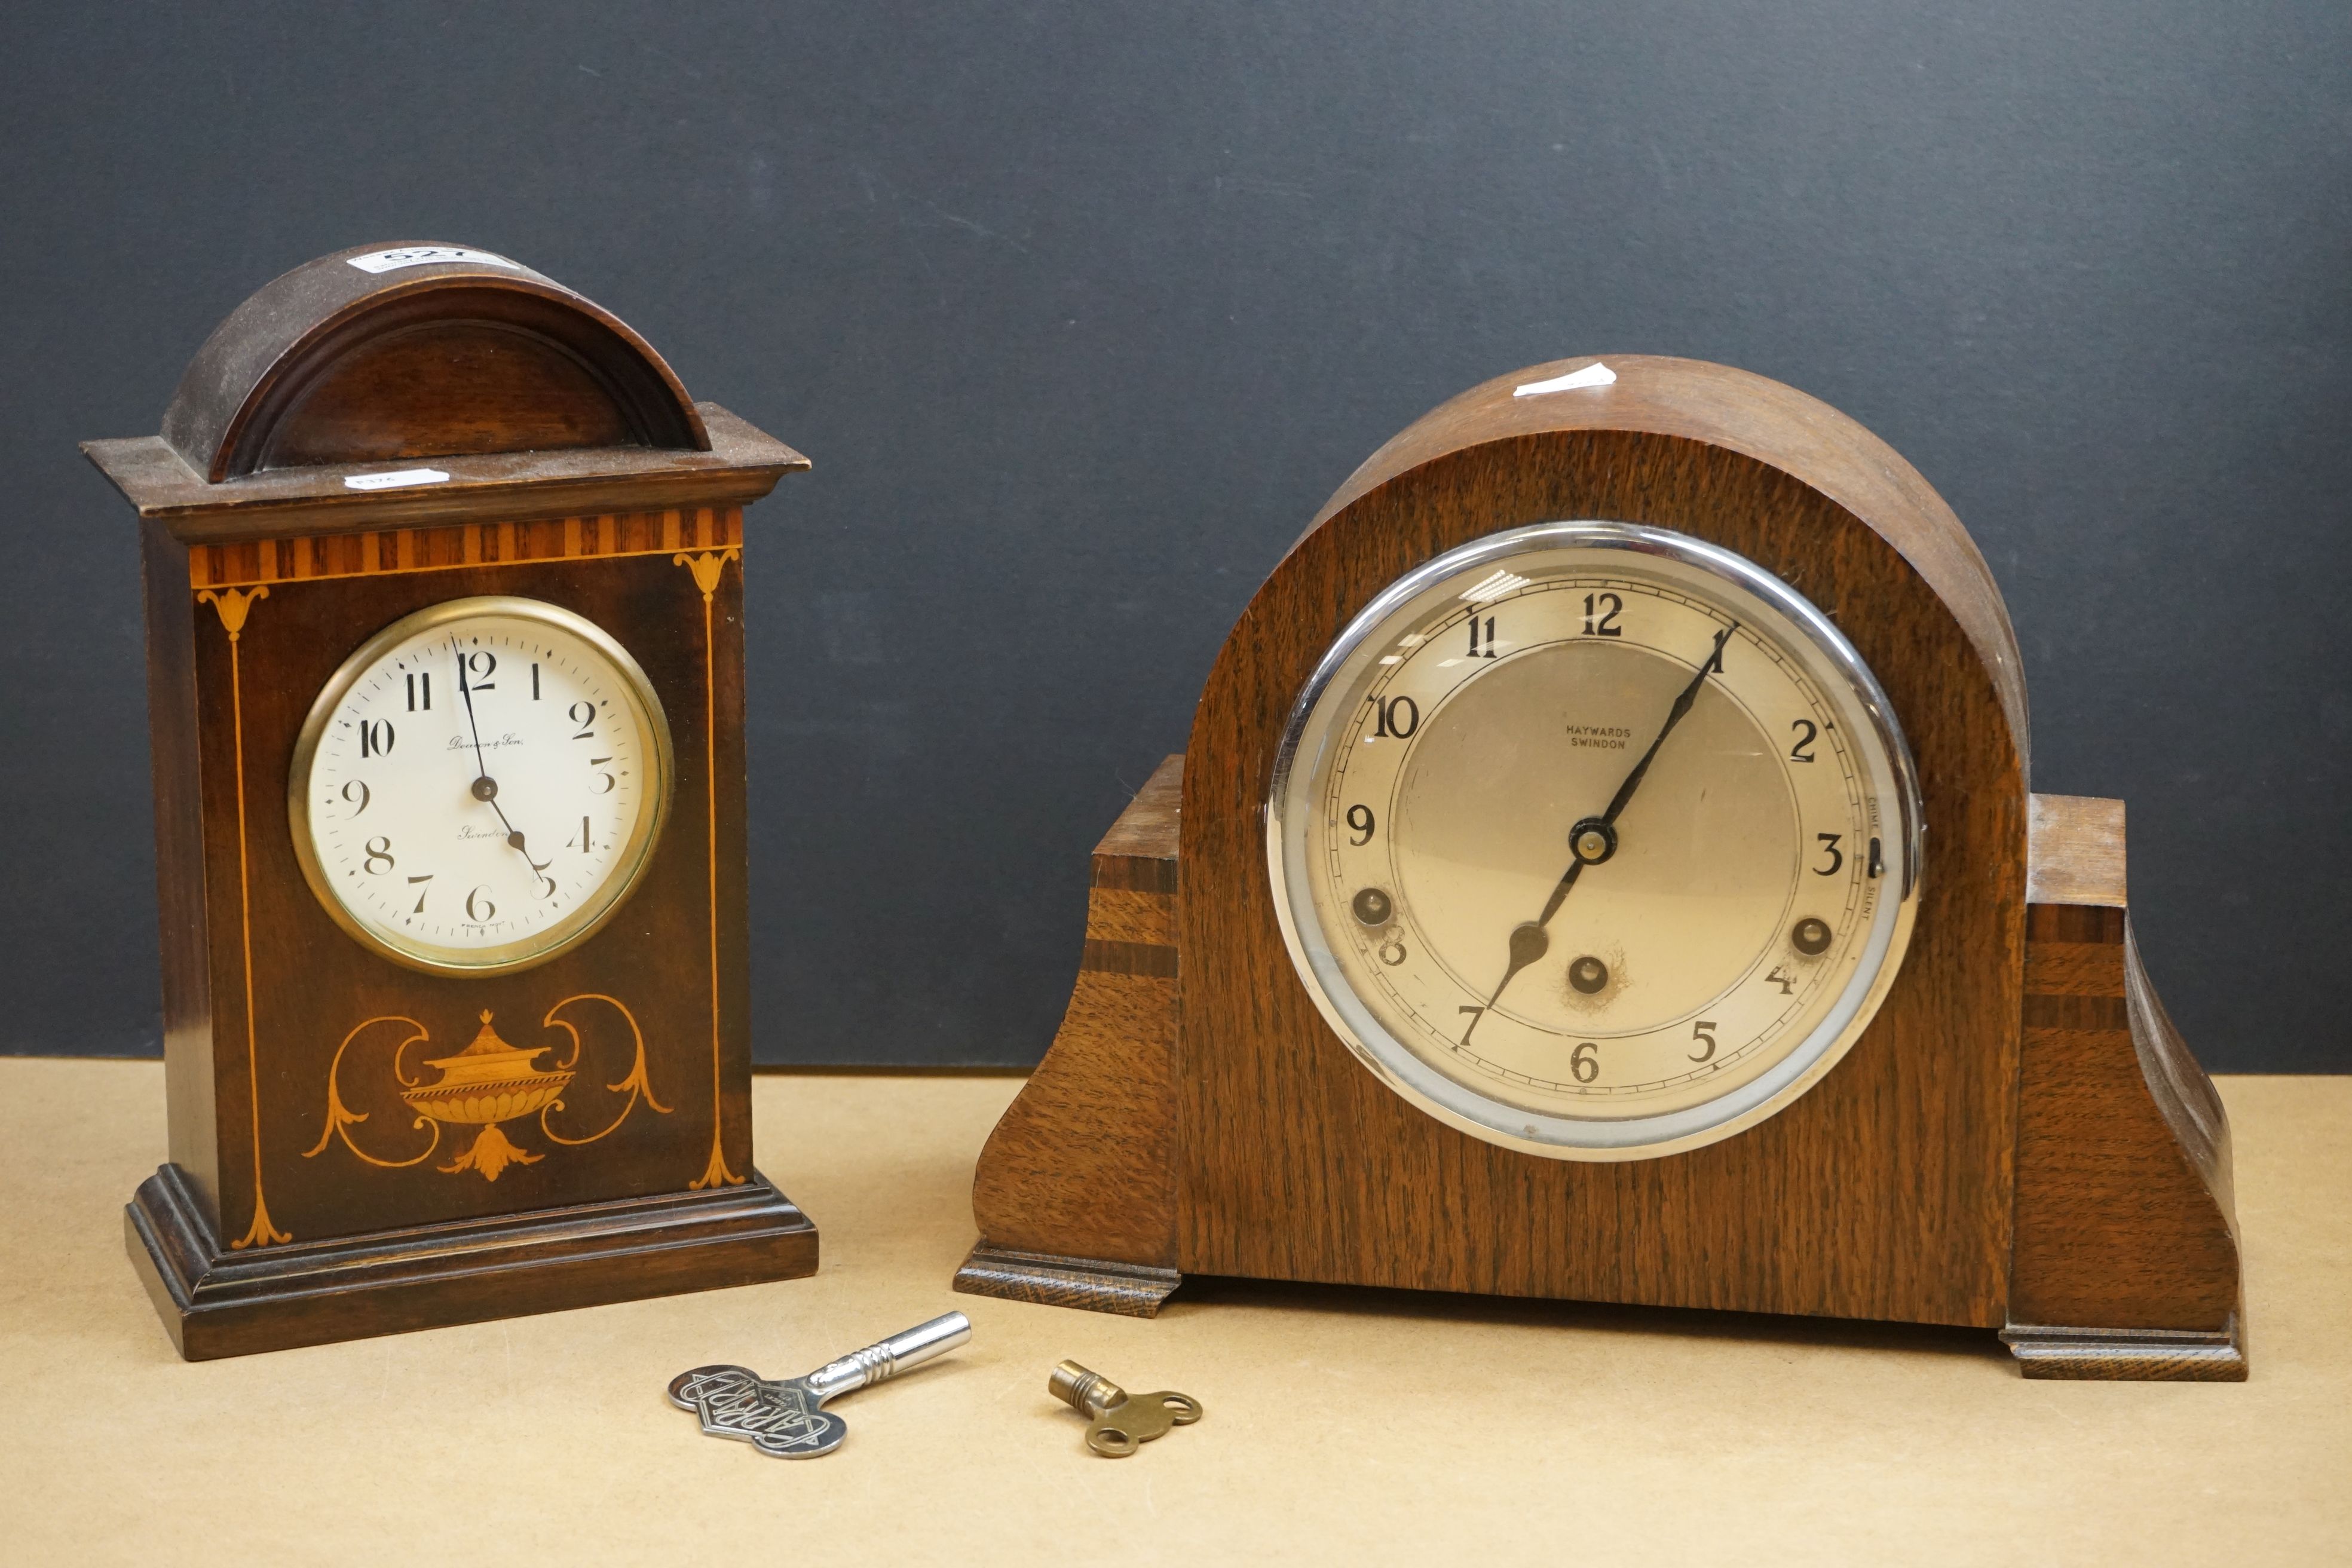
1462;921;1550;1045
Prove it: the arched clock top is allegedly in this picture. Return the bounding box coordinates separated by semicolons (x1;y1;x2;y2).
1299;356;2028;774
160;243;709;482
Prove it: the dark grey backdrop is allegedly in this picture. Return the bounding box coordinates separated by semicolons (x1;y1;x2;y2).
4;2;2345;1070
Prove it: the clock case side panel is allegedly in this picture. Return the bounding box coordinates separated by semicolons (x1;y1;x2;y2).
2004;794;2245;1380
1180;406;2028;1327
139;519;222;1222
955;755;1184;1317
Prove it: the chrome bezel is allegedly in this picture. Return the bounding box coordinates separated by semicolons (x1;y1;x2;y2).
1264;520;1923;1161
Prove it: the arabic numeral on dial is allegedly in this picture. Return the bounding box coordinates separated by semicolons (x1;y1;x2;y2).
1814;832;1844;875
465;886;497;922
406;874;432;914
1789;719;1817;762
1689;1021;1717;1062
1571;1040;1599;1083
339;780;370;816
362;837;394;874
1581;593;1623;636
1377;935;1407;966
1701;628;1731;675
1467;614;1497;658
1767;964;1796;995
1365;695;1419;739
568;816;593;854
1346;804;1376;845
359;719;394;758
531;662;541;700
569;701;596;740
405;672;431;711
464;650;497;690
589;757;617;795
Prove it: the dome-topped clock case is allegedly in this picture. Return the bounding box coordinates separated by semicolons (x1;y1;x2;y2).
956;356;2244;1382
88;244;819;1359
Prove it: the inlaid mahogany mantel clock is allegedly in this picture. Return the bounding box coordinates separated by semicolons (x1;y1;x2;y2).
956;356;2246;1382
88;243;817;1359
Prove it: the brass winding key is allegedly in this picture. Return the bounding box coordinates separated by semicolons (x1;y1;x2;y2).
1050;1359;1202;1456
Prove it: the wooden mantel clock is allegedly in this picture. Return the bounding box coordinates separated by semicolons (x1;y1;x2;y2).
956;356;2246;1381
87;243;817;1359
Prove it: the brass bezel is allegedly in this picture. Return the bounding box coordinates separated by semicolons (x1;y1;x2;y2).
287;595;676;976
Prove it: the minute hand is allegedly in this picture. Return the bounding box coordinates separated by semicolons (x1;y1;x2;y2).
1532;618;1737;928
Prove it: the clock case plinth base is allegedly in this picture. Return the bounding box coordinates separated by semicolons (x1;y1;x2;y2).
128;1160;817;1361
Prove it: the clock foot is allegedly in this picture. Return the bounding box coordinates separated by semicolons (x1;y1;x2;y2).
125;1160;818;1361
953;1242;1182;1318
2001;1307;2247;1382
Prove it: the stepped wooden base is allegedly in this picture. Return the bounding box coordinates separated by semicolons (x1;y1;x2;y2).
965;778;2251;1382
2002;1307;2247;1381
952;1242;1181;1317
127;1161;818;1361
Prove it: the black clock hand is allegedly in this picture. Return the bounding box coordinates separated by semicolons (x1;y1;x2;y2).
1462;621;1738;1044
454;636;534;857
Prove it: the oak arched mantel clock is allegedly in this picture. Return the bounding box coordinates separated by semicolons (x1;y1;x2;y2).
956;355;2245;1382
87;244;816;1359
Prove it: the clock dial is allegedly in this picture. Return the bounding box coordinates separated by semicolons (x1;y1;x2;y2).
1268;522;1921;1160
289;596;673;974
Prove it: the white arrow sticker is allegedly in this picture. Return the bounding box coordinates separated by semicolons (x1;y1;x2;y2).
1514;362;1617;397
343;467;452;491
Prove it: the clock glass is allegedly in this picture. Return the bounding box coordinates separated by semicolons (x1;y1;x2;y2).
1267;522;1922;1160
290;596;673;974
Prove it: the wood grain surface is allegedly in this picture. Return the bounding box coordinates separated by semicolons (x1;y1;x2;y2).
99;250;818;1356
1306;356;2029;764
157;244;706;480
176;536;758;1230
2007;796;2244;1377
126;1158;816;1361
82;403;806;544
1178;357;2027;1327
956;360;2238;1377
959;757;1183;1307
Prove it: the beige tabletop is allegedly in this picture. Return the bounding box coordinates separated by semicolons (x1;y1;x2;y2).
1;1060;2344;1565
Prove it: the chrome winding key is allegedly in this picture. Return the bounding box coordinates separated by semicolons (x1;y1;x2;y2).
667;1311;971;1458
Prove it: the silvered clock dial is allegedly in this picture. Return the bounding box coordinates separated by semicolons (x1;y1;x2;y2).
289;595;673;975
1269;520;1922;1160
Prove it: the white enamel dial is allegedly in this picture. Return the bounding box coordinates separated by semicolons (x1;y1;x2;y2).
289;596;673;973
1268;522;1922;1160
